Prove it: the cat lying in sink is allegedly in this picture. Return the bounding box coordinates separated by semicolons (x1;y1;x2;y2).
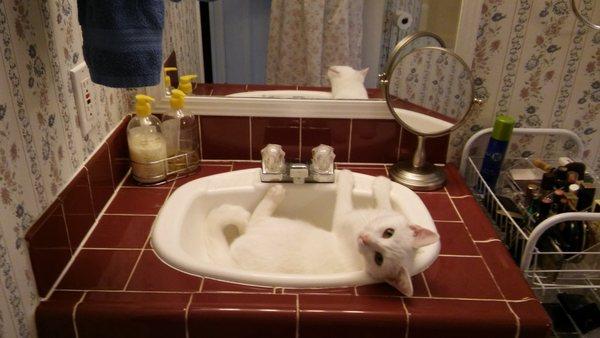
201;170;437;296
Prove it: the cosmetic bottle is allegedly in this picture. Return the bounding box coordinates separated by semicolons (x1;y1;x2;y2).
161;89;200;172
127;95;167;184
480;115;515;190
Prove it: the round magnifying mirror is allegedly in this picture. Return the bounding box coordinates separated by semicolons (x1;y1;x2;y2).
380;32;479;190
570;0;600;31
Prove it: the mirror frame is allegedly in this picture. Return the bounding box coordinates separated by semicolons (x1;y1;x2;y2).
382;44;476;138
146;0;483;118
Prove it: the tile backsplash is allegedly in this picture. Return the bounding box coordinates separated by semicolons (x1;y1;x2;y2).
1;0;599;336
0;1;131;336
199;116;448;164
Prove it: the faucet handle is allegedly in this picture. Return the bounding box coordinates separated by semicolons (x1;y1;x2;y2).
311;144;335;174
261;144;286;173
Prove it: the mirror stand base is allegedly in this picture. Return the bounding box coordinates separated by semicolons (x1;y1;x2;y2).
389;161;446;191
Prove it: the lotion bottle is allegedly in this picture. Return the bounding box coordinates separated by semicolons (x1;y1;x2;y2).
161;89;200;171
127;95;167;183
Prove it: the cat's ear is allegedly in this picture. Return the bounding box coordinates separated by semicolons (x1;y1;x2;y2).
409;224;439;248
360;67;369;77
328;66;340;75
386;266;413;296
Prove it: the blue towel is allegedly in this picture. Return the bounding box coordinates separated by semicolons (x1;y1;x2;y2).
77;0;165;88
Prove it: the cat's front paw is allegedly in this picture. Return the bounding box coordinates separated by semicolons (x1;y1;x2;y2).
266;184;286;204
337;169;354;187
372;175;391;192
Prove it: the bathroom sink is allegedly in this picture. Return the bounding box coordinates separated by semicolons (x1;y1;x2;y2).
227;90;333;99
151;169;440;288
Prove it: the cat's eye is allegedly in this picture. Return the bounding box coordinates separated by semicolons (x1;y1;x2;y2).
383;228;395;238
374;252;383;266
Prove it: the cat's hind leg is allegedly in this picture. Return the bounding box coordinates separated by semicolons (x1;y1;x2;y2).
250;184;285;223
333;170;355;227
372;176;392;210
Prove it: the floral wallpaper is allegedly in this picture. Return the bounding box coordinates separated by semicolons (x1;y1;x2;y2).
449;0;600;175
0;0;131;336
163;0;204;78
389;47;471;120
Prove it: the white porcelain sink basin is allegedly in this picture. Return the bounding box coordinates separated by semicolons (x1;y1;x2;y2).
227;90;333;99
151;169;440;288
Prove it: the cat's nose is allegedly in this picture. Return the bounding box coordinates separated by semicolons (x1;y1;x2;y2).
358;233;370;246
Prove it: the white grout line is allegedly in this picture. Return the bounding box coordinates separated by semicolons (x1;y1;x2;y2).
473;239;502;243
298;117;302;160
396;127;403;162
53;287;533;302
82;167;98;217
421;273;432;298
102;213;157;217
103;143;117;189
401;297;410;338
119;184;173;190
198;278;205;293
72;291;87;338
56;288;192;294
121;239;148;290
438;254;481;258
248;117;253;160
122;178;177;291
347;119;353;162
295;294;300;338
447;191;508;300
60;204;74;256
83;247;142;251
197;115;203;160
506;302;521;338
450;195;475;199
184;293;194;338
42;169;132;301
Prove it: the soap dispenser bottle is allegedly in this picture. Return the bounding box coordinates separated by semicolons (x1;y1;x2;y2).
127;95;168;184
178;74;198;95
164;67;177;95
161;89;200;171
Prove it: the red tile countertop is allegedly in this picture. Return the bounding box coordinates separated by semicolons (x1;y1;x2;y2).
35;162;550;338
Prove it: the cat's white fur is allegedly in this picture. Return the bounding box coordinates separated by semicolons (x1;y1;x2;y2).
201;170;438;295
327;66;369;99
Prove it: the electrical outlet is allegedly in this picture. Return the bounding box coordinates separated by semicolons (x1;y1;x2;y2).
70;62;95;137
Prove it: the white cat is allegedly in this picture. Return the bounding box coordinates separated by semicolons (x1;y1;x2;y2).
327;66;369;99
201;170;438;296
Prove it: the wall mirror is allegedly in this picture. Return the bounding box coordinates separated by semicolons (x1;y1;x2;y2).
148;0;482;117
570;0;600;30
380;32;481;190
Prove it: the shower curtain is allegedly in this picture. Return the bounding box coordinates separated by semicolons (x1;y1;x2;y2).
266;0;364;87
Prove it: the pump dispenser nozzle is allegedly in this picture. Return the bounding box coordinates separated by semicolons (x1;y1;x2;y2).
170;89;186;109
134;94;155;117
164;67;177;88
178;75;198;95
